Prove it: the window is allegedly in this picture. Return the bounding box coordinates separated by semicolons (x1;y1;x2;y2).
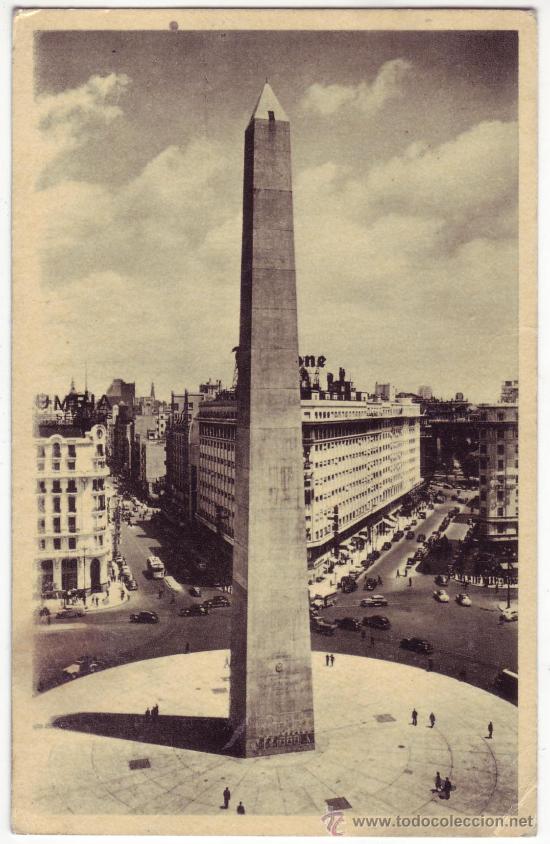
37;446;46;458
68;444;76;458
52;461;60;471
52;480;61;493
67;480;77;493
39;539;46;550
68;516;76;533
67;460;76;471
53;517;61;533
38;519;45;534
96;444;104;456
68;496;76;513
38;497;45;513
268;109;275;121
480;475;486;485
497;412;505;421
497;444;505;455
497;429;504;439
68;537;77;550
53;496;61;513
498;460;504;470
37;480;46;494
497;507;504;516
479;445;487;455
480;490;486;501
52;442;61;458
53;537;62;550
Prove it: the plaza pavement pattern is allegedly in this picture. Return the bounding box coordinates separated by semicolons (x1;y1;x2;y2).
29;652;517;818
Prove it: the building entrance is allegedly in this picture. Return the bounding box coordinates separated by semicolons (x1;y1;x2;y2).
61;558;78;592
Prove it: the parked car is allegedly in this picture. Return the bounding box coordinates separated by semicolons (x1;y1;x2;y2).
360;594;388;607
381;542;392;552
125;578;139;591
456;593;472;607
130;611;159;624
500;607;518;623
56;607;85;619
417;533;426;543
189;586;202;597
179;605;208;617
202;595;231;609
434;575;449;586
418;511;426;519
335;616;361;632
362;615;391;630
400;637;434;654
433;589;450;603
410;519;418;526
364;577;378;591
406;531;415;540
62;655;104;681
311;619;337;636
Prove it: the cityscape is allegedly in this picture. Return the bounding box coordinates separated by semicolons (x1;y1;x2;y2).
15;18;528;834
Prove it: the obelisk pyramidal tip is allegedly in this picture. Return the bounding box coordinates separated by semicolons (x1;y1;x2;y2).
228;85;315;758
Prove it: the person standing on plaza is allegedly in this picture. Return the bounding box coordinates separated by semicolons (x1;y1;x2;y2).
236;801;245;815
409;576;413;587
330;654;335;667
325;654;330;667
488;721;494;739
222;786;231;809
434;771;442;792
396;569;400;578
145;707;151;724
443;777;452;799
429;712;436;728
411;708;418;726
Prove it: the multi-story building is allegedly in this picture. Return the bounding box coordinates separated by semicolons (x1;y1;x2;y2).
500;379;519;404
35;420;112;599
375;382;396;402
418;385;433;400
195;394;421;565
477;403;518;543
105;378;136;413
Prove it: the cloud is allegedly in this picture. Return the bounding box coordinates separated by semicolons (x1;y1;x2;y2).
35;73;131;182
300;59;412;116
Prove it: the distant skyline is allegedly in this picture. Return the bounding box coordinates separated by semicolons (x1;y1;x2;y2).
34;29;518;403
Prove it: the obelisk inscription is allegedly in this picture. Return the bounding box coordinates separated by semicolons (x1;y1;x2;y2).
229;84;315;757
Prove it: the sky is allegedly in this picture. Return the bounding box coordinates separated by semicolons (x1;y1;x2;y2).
33;29;518;403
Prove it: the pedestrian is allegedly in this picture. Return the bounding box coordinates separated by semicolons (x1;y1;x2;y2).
330;654;335;667
145;707;151;724
236;801;245;815
443;777;452;799
411;709;418;726
409;577;412;587
435;771;442;792
222;786;231;809
325;654;330;667
429;712;436;729
488;721;493;739
396;569;400;578
47;614;51;626
152;703;159;721
185;642;190;654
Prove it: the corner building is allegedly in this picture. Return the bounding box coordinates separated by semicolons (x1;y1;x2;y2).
196;393;421;565
35;421;112;598
477;403;518;542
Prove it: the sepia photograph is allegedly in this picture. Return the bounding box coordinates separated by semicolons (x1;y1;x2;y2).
11;7;537;836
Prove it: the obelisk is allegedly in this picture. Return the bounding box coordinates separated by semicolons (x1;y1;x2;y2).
229;83;315;757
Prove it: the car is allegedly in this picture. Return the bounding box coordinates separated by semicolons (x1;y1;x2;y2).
499;608;518;623
456;593;472;607
311;619;337;636
434;574;449;586
202;595;231;609
362;615;391;630
360;594;388;607
400;637;434;654
189;586;202;597
56;607;85;619
335;616;361;632
130;611;159;624
125;578;139;591
433;589;450;603
120;566;131;578
381;542;392;552
406;531;415;540
179;605;209;617
364;577;378;591
418;511;426;519
62;655;103;681
417;533;426;543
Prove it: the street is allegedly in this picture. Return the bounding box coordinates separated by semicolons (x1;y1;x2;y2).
34;493;517;698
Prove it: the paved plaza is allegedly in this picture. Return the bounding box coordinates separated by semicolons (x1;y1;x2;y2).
28;652;517;819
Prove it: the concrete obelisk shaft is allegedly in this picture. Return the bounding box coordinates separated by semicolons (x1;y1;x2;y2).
229;84;315;757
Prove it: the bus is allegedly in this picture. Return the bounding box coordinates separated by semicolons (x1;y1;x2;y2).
147;555;165;580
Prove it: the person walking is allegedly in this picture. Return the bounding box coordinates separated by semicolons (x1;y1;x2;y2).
411;709;418;726
434;771;442;792
429;712;436;729
47;613;51;626
330;654;335;667
222;786;231;809
325;654;330;667
145;707;151;724
443;777;452;799
408;576;413;587
488;721;494;739
152;703;159;722
396;569;400;578
236;801;245;815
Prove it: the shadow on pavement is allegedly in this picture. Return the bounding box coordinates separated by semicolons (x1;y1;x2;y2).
52;712;234;754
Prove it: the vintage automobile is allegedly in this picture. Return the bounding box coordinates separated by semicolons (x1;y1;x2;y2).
56;607;85;619
456;593;472;607
179;605;209;617
400;637;434;654
335;616;361;632
362;615;391;630
62;655;104;680
202;595;230;609
433;589;450;603
130;611;159;624
360;594;388;608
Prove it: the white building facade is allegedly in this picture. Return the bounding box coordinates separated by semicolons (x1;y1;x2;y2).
35;423;113;598
478;403;518;542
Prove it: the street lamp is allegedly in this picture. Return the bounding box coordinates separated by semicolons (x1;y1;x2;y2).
81;544;88;597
